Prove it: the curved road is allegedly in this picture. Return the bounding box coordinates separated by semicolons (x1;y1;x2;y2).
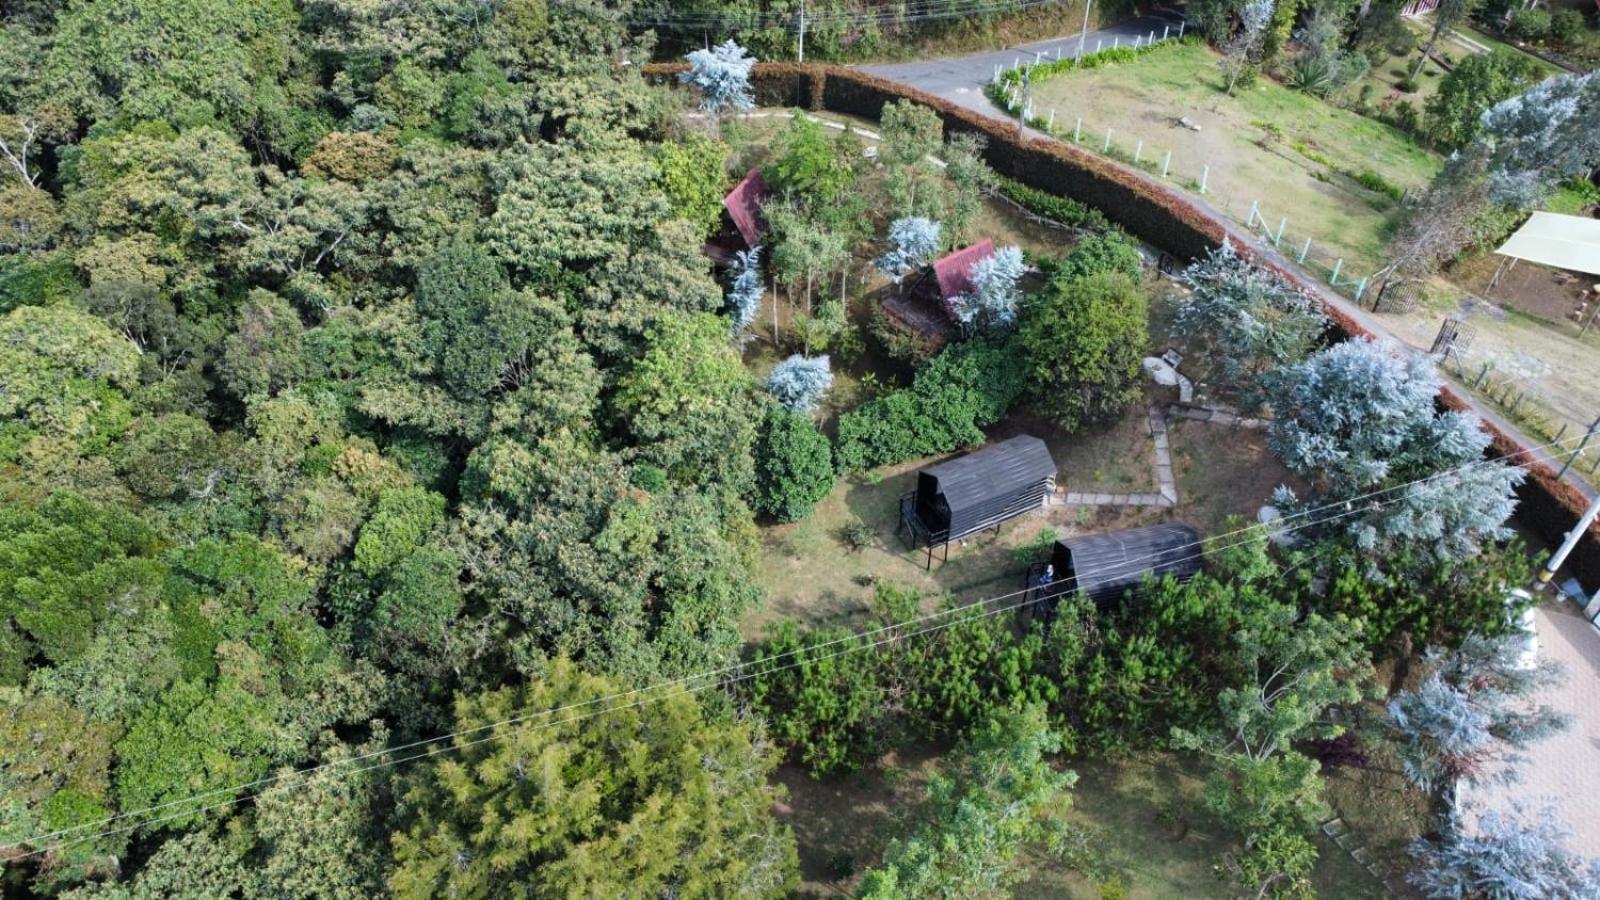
861;22;1597;506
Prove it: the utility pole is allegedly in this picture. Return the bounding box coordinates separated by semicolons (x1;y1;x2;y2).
1539;489;1600;585
1078;0;1093;59
797;0;806;63
1557;413;1600;480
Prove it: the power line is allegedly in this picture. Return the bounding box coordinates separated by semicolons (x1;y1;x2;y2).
4;425;1574;860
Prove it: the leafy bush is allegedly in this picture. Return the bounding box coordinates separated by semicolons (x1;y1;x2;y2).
754;406;835;522
1049;231;1143;283
1019;272;1148;432
1356;170;1405;201
1509;8;1552;40
1286;52;1340;96
1551;9;1586;44
991;176;1110;231
748;621;883;775
834;337;1026;472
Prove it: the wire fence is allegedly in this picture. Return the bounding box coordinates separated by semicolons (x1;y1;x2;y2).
989;44;1597;485
988;41;1386;314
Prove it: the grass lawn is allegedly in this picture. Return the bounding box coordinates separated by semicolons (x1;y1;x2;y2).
777;747;1396;898
1026;42;1442;277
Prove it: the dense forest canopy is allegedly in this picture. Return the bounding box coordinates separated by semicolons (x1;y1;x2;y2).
0;0;794;892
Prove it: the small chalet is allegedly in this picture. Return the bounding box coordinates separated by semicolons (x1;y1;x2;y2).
883;238;995;347
1023;523;1204;619
897;435;1056;569
705;167;772;266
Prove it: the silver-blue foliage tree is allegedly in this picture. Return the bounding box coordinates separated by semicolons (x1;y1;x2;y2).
680;40;757;115
875;216;942;281
1388;634;1569;806
949;245;1025;331
766;354;832;413
1174;239;1327;391
1480;70;1600;207
728;246;764;336
1410;802;1600;899
1265;338;1522;561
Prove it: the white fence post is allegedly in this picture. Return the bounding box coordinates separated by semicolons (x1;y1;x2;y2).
1330;258;1343;284
1199;165;1208;193
1114;36;1120;49
1096;38;1102;53
1074;117;1082;142
1148;29;1155;44
1274;217;1286;247
1355;277;1368;302
1163;24;1170;40
1161;150;1171;177
1179;20;1186;38
1247;199;1259;228
1048;109;1056;129
1298;236;1312;263
1134;139;1143;164
1104;128;1113;152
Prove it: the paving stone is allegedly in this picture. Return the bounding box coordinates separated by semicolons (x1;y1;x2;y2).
1351;847;1373;866
1321;819;1347;837
1335;832;1358;850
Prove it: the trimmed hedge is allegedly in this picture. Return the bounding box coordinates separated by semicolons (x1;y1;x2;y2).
992;175;1110;232
644;61;1600;586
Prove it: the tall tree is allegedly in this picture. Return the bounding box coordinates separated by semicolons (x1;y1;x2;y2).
388;660;797;898
1018;271;1148;431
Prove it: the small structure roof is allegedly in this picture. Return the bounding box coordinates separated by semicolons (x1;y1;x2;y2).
723;168;771;248
933;239;995;300
1059;523;1201;606
1495;211;1600;276
920;435;1055;514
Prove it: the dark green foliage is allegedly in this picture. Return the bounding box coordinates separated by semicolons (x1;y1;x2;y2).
1047;230;1144;283
834;337;1026;472
0;252;78;313
754;405;836;521
1425;51;1541;149
749;621;885;775
1018;272;1148;432
992;175;1111;231
764;112;856;206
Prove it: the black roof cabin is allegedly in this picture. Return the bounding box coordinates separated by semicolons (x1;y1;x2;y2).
1025;522;1203;618
897;435;1056;569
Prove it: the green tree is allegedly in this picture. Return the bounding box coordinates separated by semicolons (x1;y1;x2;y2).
1019;271;1148;432
765;113;854;206
1425;50;1541;149
388;659;797;898
749;621;885;775
857;706;1076;897
657;133;730;237
754;405;835;521
614;312;760;491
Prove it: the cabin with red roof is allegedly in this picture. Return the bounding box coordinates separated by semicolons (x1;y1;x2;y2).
705;167;772;266
881;239;995;347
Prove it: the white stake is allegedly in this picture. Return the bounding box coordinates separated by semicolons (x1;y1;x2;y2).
1298;235;1312;263
1074;117;1082;141
1104;128;1113;152
1161;150;1171;177
1048;109;1056;128
1134;139;1143;163
1199;164;1208;193
1163;24;1170;40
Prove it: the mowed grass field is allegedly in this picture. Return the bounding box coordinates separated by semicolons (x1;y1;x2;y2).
1027;43;1442;276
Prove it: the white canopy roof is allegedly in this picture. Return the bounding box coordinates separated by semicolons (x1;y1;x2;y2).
1495;211;1600;277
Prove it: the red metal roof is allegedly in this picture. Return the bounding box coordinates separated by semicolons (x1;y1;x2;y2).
723;168;771;248
933;239;994;301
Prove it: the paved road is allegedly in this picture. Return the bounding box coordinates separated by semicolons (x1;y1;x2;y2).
1460;600;1600;858
861;20;1598;512
863;10;1188;119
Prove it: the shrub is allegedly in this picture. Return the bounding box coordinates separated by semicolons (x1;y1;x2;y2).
1019;272;1148;432
991;176;1110;231
1551;10;1585;44
754;406;835;522
1510;8;1552;40
1356;170;1405;201
766;354;833;413
1050;231;1143;283
834;337;1025;472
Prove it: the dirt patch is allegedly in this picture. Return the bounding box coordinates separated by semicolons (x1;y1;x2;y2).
1453;253;1600;332
1168;418;1304;535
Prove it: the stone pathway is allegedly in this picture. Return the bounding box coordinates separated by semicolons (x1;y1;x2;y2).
1060;404;1180;508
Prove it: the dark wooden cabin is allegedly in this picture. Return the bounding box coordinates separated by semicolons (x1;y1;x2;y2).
1024;522;1203;618
704;167;772;266
881;238;995;348
897;435;1055;568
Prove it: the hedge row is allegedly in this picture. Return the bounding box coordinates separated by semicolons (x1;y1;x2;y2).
644;61;1600;586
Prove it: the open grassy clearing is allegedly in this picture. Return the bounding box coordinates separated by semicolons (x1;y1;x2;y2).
1025;42;1442;277
776;746;1396;898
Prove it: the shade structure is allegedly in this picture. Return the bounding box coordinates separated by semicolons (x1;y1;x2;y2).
1044;522;1202;609
1494;212;1600;277
905;435;1056;551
